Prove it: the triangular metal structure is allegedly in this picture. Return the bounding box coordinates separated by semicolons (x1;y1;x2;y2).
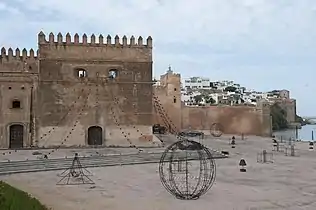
56;153;95;185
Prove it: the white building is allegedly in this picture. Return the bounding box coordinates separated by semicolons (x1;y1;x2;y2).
181;90;202;105
183;77;211;90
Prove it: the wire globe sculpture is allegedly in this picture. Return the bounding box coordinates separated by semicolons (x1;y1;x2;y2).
210;123;223;137
159;139;216;200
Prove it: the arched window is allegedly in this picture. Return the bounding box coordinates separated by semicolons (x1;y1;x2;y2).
108;69;118;79
12;100;21;109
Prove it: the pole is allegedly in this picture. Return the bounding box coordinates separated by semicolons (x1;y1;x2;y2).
312;130;314;141
295;126;298;140
29;86;34;146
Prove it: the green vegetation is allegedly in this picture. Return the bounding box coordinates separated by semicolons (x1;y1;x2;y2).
295;115;306;125
270;103;288;130
193;95;203;104
0;181;48;210
203;95;216;104
224;86;237;92
193;94;216;105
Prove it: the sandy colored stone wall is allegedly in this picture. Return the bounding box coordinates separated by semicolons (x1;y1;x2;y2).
153;103;270;136
37;125;159;148
181;105;264;135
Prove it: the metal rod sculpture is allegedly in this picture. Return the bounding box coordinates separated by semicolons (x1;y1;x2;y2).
257;150;273;163
159;139;216;200
56;153;95;185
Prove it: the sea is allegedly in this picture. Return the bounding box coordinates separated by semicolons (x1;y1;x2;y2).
273;124;316;141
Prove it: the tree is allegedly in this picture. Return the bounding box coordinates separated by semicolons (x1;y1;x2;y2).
205;97;216;104
224;86;237;92
193;95;203;104
270;103;288;130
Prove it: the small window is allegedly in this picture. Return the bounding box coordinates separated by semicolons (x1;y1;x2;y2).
8;87;11;89
174;88;177;91
75;68;87;78
12;100;21;109
21;86;25;90
173;97;177;103
78;69;87;78
108;69;118;79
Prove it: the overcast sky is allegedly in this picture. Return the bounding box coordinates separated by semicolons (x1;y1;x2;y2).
0;0;315;116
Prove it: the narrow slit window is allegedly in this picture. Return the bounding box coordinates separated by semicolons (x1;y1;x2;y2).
173;97;177;103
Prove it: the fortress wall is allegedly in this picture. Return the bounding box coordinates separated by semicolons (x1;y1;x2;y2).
181;105;264;135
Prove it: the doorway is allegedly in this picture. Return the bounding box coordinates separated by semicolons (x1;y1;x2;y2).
9;124;24;148
87;126;103;146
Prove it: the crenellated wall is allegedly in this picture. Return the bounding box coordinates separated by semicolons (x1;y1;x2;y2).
37;32;152;62
0;48;38;73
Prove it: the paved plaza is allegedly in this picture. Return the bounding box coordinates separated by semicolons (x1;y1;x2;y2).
1;135;316;210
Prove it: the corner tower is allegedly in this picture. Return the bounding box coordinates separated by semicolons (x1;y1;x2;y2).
154;66;182;131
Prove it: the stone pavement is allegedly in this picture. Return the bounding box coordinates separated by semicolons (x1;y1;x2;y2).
2;135;316;210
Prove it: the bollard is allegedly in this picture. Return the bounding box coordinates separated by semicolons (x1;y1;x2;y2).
231;140;235;148
290;145;295;156
309;141;314;150
231;136;236;148
263;150;267;163
239;159;247;172
276;141;280;152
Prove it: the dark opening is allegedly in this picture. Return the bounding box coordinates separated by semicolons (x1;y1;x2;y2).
108;69;118;79
173;97;177;103
75;68;87;78
8;87;11;89
9;124;24;148
174;88;177;91
12;100;21;109
87;126;103;146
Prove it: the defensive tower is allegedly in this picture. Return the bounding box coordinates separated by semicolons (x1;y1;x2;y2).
0;31;156;148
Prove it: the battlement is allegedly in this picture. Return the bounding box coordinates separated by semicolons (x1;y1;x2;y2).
0;47;38;63
38;31;152;48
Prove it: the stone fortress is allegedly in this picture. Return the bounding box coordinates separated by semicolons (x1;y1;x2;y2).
0;31;273;150
153;69;272;137
0;32;156;149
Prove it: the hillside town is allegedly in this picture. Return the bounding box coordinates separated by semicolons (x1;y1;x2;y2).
182;76;298;128
181;76;294;107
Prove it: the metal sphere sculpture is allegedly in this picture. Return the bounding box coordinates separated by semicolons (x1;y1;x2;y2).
159;139;216;200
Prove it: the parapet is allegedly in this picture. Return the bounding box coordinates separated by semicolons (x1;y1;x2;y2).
38;31;153;48
0;47;38;63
